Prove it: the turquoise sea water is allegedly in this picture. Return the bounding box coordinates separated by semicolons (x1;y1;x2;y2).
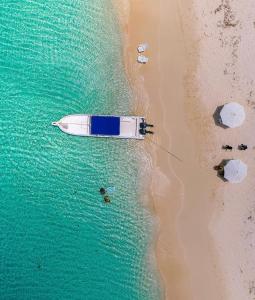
0;1;161;299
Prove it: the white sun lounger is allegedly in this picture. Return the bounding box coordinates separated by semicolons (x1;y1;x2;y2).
137;43;148;53
137;55;149;64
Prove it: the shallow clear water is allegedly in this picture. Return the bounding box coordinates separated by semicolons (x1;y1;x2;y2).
0;1;161;299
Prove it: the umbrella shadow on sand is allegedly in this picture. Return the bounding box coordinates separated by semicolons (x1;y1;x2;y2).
214;159;229;182
214;159;247;183
213;105;228;129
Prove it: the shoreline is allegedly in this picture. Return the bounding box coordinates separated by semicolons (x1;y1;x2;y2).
114;0;255;299
113;0;226;299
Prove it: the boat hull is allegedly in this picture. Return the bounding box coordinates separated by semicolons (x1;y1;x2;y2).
52;114;145;140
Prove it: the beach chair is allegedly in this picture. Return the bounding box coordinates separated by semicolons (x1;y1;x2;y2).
137;43;148;53
137;55;149;64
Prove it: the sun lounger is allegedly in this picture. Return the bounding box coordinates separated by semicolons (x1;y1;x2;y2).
137;43;148;53
137;55;149;64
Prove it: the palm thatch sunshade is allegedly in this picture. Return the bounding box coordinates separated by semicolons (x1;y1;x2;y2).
224;159;247;183
220;102;245;128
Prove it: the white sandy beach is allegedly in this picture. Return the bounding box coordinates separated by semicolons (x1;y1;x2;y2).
195;1;255;299
114;0;255;299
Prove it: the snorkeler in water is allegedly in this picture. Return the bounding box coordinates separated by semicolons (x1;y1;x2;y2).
99;187;106;195
104;195;111;203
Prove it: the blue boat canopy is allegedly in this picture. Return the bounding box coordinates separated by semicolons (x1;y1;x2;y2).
90;116;120;136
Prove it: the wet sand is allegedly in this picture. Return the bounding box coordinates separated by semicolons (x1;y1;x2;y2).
114;0;255;299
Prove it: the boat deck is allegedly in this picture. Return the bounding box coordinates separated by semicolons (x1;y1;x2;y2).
57;115;90;136
119;116;139;138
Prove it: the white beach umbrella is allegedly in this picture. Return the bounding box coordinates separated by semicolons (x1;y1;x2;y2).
220;102;245;128
224;159;247;183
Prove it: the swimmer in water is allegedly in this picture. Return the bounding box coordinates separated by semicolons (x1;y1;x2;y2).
104;195;111;203
99;188;106;195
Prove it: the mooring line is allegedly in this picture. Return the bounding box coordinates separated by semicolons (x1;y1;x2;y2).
146;136;183;162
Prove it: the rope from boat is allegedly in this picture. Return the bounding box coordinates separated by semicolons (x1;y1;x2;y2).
146;136;183;162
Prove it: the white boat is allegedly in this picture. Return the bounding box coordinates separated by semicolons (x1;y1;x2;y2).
52;114;146;139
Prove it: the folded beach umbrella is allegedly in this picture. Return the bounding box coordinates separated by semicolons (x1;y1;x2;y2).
220;102;245;128
224;159;247;183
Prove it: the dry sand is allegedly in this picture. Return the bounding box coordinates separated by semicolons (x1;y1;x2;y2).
194;1;255;299
114;0;255;299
